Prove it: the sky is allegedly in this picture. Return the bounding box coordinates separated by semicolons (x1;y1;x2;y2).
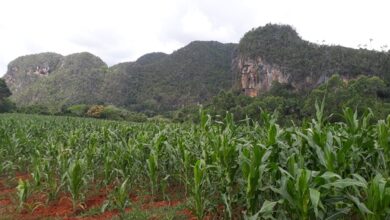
0;0;389;76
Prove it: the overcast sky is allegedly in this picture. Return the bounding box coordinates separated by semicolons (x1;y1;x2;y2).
0;0;389;76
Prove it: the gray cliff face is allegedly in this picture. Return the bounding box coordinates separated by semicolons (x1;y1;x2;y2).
235;55;356;97
3;53;63;94
237;56;289;97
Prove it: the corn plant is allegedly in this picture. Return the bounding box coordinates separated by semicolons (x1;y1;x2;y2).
66;159;85;210
357;174;390;219
0;105;390;219
105;178;130;219
16;179;30;210
192;159;207;220
147;151;159;197
241;144;271;215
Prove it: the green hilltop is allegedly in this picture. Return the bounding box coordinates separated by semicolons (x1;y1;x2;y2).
2;24;390;121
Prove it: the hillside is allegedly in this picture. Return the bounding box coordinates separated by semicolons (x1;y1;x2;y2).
237;24;390;96
4;52;107;111
3;41;236;114
3;24;390;116
102;41;237;114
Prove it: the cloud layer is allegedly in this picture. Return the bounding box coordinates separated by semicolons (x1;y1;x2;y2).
1;0;389;76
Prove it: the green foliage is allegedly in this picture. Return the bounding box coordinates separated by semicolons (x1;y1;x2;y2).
16;179;30;210
0;98;16;113
5;42;235;115
18;104;51;115
192;159;207;220
66;159;86;210
0;78;14;113
0;107;389;219
0;78;11;99
239;24;390;85
304;75;390;121
180;74;390;125
103;178;131;218
67;104;89;116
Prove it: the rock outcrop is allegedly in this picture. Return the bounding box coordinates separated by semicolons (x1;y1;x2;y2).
3;53;63;93
238;56;288;97
237;24;390;97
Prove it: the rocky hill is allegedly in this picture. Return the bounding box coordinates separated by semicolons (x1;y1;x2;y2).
4;52;107;111
3;41;236;113
237;24;390;97
3;24;390;115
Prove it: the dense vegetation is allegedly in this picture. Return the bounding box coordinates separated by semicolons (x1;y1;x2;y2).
9;52;107;112
239;24;390;88
102;41;236;115
178;74;390;124
3;24;390;118
4;41;236;115
0;78;13;112
0;108;389;219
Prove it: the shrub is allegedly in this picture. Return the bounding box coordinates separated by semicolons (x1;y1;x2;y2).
86;105;105;118
67;104;89;117
100;105;124;120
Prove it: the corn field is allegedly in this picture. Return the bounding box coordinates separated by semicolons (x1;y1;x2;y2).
0;107;389;219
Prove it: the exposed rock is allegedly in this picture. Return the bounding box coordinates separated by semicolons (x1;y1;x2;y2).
3;53;63;93
237;24;390;97
238;56;288;97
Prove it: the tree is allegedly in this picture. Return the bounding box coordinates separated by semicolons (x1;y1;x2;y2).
0;78;14;113
0;78;11;100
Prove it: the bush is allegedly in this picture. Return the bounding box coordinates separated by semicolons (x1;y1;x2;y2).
86;105;105;118
122;111;148;123
0;98;16;113
18;105;51;115
99;105;124;120
86;105;148;122
67;104;89;117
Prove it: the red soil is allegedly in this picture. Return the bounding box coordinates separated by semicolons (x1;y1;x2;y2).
142;200;181;209
0;188;14;195
85;193;107;208
31;195;74;217
0;199;12;206
0;174;197;220
15;173;31;181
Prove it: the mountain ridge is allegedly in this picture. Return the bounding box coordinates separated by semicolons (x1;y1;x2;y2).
2;24;390;115
3;40;237;114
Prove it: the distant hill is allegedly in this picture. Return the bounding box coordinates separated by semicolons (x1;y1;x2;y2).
102;41;237;114
3;24;390;115
3;41;236;114
236;24;390;96
3;52;107;111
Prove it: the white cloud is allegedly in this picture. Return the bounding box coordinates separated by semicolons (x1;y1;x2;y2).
0;0;389;76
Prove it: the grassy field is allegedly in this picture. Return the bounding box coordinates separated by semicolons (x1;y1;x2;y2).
0;108;389;219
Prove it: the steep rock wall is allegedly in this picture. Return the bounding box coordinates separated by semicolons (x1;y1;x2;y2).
238;56;288;96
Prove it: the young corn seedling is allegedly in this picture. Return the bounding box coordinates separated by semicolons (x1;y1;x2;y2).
66;159;85;211
107;178;130;219
192;159;207;220
16;178;30;211
358;174;390;220
147;151;158;197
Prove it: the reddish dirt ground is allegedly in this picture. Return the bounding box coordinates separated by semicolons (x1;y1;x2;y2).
0;174;197;220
